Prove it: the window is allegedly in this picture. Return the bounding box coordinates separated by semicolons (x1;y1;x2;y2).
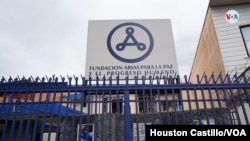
103;98;108;113
103;95;123;114
240;25;250;56
138;95;156;113
111;98;123;114
159;101;182;112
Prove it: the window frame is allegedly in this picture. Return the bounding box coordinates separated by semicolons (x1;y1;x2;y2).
103;95;123;114
240;25;250;57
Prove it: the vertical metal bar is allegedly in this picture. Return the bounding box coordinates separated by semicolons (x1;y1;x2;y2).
31;90;43;141
0;91;10;141
227;76;241;125
172;87;178;125
8;93;17;141
243;74;250;102
194;75;204;124
150;89;155;124
185;88;194;124
156;89;162;124
108;90;112;141
200;89;210;124
24;91;35;141
200;76;209;124
56;127;60;141
46;78;53;141
243;76;250;124
16;91;26;141
39;91;51;141
86;91;92;141
134;90;140;141
217;74;233;124
221;87;234;124
62;90;70;141
165;88;171;124
222;74;236;124
0;90;7;116
234;76;249;125
101;90;105;141
195;88;203;124
194;89;202;124
124;89;132;141
70;91;77;141
178;90;186;124
206;87;218;124
115;90;120;141
93;90;98;141
55;91;63;141
47;91;57;141
142;89;147;124
77;90;84;141
208;74;221;125
236;87;249;124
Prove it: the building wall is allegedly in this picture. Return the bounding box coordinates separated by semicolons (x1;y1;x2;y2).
189;1;250;124
211;4;250;77
189;8;226;83
0;92;62;103
190;4;250;83
232;102;250;124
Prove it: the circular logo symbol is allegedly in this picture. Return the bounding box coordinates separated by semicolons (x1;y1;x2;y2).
107;22;154;63
225;10;239;24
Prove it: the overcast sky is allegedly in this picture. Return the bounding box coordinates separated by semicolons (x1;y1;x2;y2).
0;0;209;81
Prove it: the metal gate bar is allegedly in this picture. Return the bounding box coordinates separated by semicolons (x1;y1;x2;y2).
0;74;250;141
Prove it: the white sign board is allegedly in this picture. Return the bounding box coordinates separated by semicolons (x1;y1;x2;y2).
85;19;179;80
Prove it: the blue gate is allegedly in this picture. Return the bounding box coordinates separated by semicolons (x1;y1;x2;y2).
0;74;250;141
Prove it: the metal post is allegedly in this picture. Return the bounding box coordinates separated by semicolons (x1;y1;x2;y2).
124;90;132;141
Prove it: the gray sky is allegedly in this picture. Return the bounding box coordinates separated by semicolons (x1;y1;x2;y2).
0;0;209;81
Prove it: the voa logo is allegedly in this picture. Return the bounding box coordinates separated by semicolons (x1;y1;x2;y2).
225;10;239;24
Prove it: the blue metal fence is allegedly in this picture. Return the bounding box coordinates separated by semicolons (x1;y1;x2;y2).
0;74;250;141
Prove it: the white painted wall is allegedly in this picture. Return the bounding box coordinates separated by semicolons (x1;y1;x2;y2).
231;102;250;125
237;102;250;124
43;133;56;141
211;4;250;76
